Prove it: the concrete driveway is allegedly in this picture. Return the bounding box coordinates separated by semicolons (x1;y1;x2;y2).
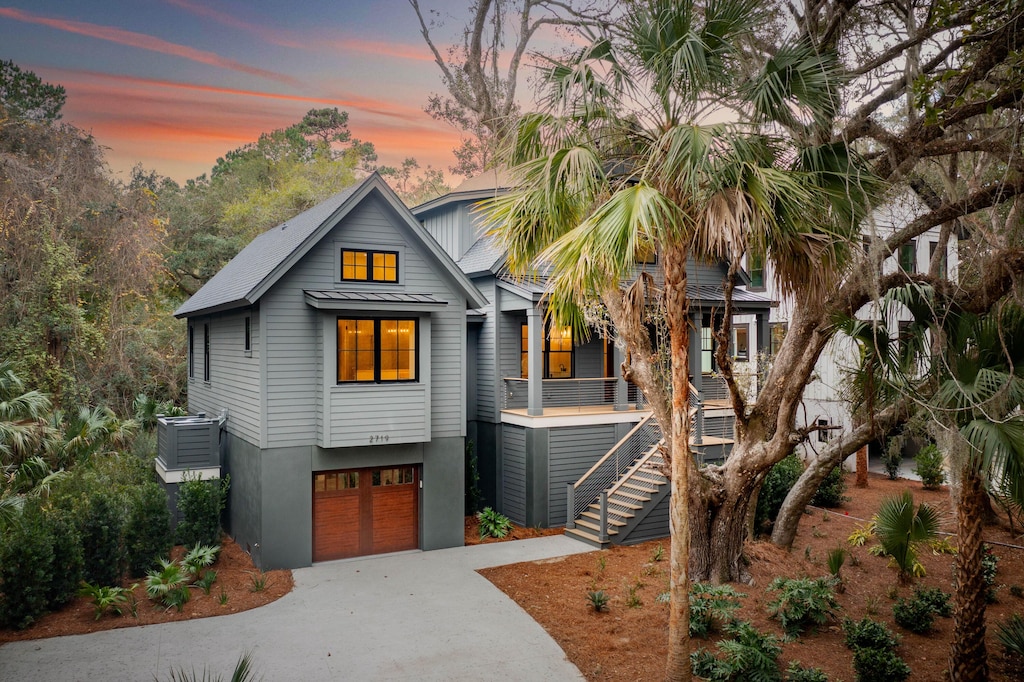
0;535;593;681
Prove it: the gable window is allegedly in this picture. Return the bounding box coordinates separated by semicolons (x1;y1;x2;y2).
337;318;417;383
748;249;765;289
203;323;210;382
244;316;251;353
817;418;831;443
734;324;749;361
341;249;398;282
521;323;574;379
188;324;194;379
898;240;917;273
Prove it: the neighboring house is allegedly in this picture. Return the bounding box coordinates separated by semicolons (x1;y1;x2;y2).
412;171;773;547
175;174;487;569
738;189;958;461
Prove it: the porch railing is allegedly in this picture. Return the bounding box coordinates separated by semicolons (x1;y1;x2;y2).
502;377;647;411
567;413;663;521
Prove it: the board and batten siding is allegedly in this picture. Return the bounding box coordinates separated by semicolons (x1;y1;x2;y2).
260;194;465;449
186;310;261;446
501;425;527;525
547;425;618;526
418;202;473;262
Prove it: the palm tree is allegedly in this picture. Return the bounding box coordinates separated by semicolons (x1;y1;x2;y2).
0;361;51;466
483;1;870;677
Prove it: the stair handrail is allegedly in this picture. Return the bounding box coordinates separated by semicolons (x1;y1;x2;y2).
605;439;667;501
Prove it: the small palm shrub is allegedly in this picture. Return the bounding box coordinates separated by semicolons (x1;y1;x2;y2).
913;444;945;489
78;583;134;620
810;464;849;508
892;595;934;634
477;507;513;539
690;620;782;682
754;454;803;533
785;661;829;682
176;474;229;548
158;650;260;682
146;559;191;610
689;582;746;638
182;544;220;574
996;613;1024;658
766;577;839;636
873;491;939;582
586;590;609;612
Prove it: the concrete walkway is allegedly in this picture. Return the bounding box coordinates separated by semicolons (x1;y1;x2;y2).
0;535;594;681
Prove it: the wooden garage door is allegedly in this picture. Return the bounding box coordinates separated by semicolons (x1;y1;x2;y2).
313;466;419;562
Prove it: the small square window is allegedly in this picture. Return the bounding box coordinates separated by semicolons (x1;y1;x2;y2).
818;418;830;443
341;249;398;282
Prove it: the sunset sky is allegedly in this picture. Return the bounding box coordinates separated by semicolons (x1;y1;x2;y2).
1;0;516;183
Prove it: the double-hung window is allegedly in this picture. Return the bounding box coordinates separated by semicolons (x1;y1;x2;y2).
341;249;398;282
337;318;417;383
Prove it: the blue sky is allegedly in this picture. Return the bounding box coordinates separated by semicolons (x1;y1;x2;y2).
1;0;490;182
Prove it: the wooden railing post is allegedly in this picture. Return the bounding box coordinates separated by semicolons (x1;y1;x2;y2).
694;391;704;445
566;483;576;529
599;492;609;543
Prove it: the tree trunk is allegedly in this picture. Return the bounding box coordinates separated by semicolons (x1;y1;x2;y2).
688;470;758;583
664;248;692;681
949;466;989;681
771;452;838;548
856;445;868;488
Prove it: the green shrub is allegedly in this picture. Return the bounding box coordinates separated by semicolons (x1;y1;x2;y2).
44;508;84;607
691;620;782;682
689;582;746;638
754;454;803;534
176;474;229;548
912;586;952;617
785;661;829;682
883;436;903;480
913;444;945;489
996;613;1024;658
124;481;172;578
874;491;939;582
182;544;220;575
78;488;126;586
0;505;56;629
78;582;133;620
810;464;849;508
195;570;218;595
145;558;191;609
892;595;934;634
476;507;513;539
843;617;901;652
766;577;839;636
852;647;911;682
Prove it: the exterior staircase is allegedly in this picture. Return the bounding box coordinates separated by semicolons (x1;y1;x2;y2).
564;381;734;548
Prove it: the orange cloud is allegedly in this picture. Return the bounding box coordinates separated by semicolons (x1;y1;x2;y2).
45;67;427;122
0;7;301;86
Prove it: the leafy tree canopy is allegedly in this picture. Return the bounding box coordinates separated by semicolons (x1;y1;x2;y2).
0;60;65;122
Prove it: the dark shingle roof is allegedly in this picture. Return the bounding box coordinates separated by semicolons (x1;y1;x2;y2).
456;234;506;275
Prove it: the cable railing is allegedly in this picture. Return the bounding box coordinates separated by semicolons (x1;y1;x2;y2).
568;413;663;521
502;377;647;411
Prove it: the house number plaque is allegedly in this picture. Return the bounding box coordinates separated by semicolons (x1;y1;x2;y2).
369;435;390;443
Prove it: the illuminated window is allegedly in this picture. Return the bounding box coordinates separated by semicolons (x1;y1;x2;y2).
337;318;417;383
770;323;787;356
341;249;398;282
734;324;749;361
520;322;574;379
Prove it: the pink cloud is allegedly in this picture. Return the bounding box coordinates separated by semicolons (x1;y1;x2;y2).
0;7;301;86
162;0;307;49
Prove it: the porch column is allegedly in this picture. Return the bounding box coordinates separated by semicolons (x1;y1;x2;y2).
613;342;629;411
527;307;544;416
756;312;769;381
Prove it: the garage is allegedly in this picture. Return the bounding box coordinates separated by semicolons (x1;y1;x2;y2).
312;466;420;562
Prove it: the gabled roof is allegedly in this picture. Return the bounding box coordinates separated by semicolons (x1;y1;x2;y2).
456;233;505;276
410;167;512;216
175;173;486;318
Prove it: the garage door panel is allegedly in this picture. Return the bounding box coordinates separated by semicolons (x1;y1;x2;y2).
371;486;418;554
312;493;360;561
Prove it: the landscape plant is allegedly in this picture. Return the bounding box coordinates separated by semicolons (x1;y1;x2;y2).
843;617;909;682
754;454;803;534
124;480;173;578
913;444;945;490
0;504;55;629
476;507;512;539
78;583;135;620
585;590;609;613
981;544;1000;603
77;487;127;586
873;491;939;582
882;437;904;481
911;586;952;618
176;473;229;548
43;507;85;608
688;582;746;638
145;558;191;610
765;577;839;636
809;465;848;508
996;613;1024;659
690;620;782;682
784;662;829;682
892;595;935;634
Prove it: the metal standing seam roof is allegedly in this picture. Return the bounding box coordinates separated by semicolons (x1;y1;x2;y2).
303;290;447;305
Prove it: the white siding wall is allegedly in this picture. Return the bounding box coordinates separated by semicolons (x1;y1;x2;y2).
186;309;261;445
260;194;466;448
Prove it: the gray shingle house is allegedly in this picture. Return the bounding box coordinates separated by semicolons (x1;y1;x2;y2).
175;174;486;569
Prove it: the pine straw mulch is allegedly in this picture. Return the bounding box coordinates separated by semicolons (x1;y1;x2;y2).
0;537;292;644
480;473;1024;681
